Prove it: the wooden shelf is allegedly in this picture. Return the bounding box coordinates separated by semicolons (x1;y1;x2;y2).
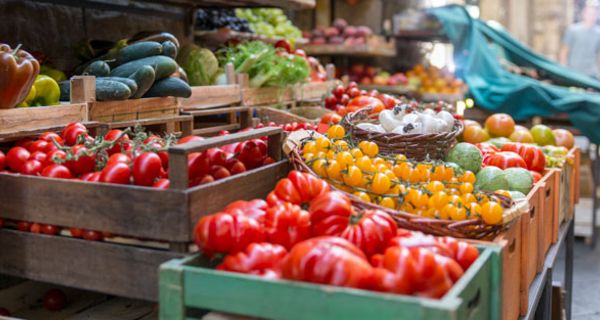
300;43;396;57
194;29;308;46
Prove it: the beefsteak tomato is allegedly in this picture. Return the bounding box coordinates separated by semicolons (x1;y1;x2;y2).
217;242;287;278
501;143;546;172
194;212;265;257
483;151;527;169
264;202;311;250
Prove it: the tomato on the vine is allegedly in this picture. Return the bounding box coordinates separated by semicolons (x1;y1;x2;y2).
6;146;30;172
104;129;131;155
41;164;72;179
20;159;42;175
99;162;130;184
80;172;101;182
65;145;96;175
62;123;88;146
132;152;163;186
152;178;170;189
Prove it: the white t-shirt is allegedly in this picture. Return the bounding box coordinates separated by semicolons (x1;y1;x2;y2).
563;23;600;77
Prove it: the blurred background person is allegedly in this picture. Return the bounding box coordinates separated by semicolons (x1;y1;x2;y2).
560;2;600;79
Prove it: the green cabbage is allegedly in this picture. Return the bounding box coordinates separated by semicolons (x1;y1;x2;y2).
177;44;219;86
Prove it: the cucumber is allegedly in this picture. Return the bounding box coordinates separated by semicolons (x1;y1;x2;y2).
109;55;177;79
95;79;132;101
58;81;70;101
98;77;138;96
143;77;191;98
83;61;110;77
162;41;177;59
129;66;155;99
116;41;163;65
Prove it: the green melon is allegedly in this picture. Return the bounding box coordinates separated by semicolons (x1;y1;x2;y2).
445;143;483;173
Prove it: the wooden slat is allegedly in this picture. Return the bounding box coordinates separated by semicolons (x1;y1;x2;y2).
0;229;183;302
0;174;190;241
184;106;250;116
193;123;240;136
295;81;335;101
88;97;179;122
169;127;281;155
0;104;88;136
0;121;105;143
66;298;156;320
241;87;295;106
181;85;241;110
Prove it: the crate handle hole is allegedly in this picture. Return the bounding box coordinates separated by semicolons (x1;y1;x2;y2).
467;288;481;311
546;189;551;198
530;206;536;219
508;238;516;253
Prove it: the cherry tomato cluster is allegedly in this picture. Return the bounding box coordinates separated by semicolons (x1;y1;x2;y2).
323;82;399;115
301;125;507;225
477;142;545;181
255;121;314;132
194;174;479;299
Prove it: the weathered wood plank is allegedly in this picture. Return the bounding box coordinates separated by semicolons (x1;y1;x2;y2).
0;229;183;302
0;174;190;241
66;297;156;320
88;97;179;122
181;85;241;110
0;104;88;136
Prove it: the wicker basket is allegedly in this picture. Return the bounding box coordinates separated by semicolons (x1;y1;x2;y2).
289;146;514;240
341;108;463;161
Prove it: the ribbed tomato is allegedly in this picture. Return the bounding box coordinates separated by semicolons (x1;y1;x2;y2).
194;212;265;257
483;151;527;169
371;246;416;294
217;242;287;279
501;143;546;172
267;170;330;206
264;202;311;250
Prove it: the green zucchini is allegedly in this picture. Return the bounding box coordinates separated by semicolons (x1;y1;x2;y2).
83;61;110;77
116;41;163;65
129;66;155;99
109;55;177;79
162;41;177;59
58;80;70;101
95;79;131;101
98;77;138;96
143;77;191;98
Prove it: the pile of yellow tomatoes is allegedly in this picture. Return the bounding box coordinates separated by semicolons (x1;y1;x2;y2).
301;125;506;225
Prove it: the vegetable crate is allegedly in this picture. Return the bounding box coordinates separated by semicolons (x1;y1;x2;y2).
181;106;252;136
70;76;180;123
0;126;287;301
558;147;580;224
467;216;522;320
520;183;543;315
295;80;336;103
103;114;194;137
159;246;500;320
537;170;559;267
254;105;329;125
180;64;241;110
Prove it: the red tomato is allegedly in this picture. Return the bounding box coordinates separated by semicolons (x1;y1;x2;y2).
324;95;338;109
41;164;73;179
377;94;399;109
223;199;268;220
6;146;30;172
15;137;34;149
20;159;42;175
80;172;101;182
70;228;83;238
132;152;163;186
17;221;31;232
320;112;342;125
157;151;169;170
387;234;454;258
194;212;265;257
371;246;416;294
62;123;88;146
39;132;64;146
438;237;479;270
28;140;49;153
41;224;61;235
347;87;360;98
226;159;247;175
211;165;231;180
43;289;67;311
65;145;96;175
332;85;345;98
107;153;131;166
82;230;104;241
346;96;385;114
434;254;464;283
44;149;66;167
483;151;527;169
264;202;311;250
178;135;204;145
410;247;453;298
269;171;331;206
236;139;267;169
104;129;131;155
274;39;292;53
206;148;227;167
281;236;373;289
100;162;130;184
0;151;5;171
311;202;397;257
475;143;499;156
530;170;542;183
152;178;170;189
29;151;47;163
217;242;287;277
187;152;210;182
30;223;42;233
501;143;546;172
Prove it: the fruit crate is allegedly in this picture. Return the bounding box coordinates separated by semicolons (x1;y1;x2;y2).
159;246;499;320
557;147;580;224
0;126;287;301
467;216;521;320
295;80;336;102
181;106;252;136
180;64;241;111
70;76;180;123
537;170;559;266
254;105;329;125
238;74;296;107
104;114;194;137
520;183;543;316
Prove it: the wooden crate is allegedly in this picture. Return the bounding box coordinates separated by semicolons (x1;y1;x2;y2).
0;278;157;319
520;184;542;315
0;103;88;138
182;106;252;136
538;170;558;263
70;76;180;123
468;217;521;320
238;74;296;107
159;247;499;320
557;147;580;226
294;80;335;102
180;64;241;110
0;127;287;301
254;106;329;125
104;114;194;137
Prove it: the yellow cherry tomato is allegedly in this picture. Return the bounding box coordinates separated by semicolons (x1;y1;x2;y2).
326;125;346;139
303;153;315;161
462;193;477;204
379;197;396;209
359;141;379;157
448;195;464;206
423;207;438;218
326;150;337;160
450;207;467;220
326;160;343;180
495;190;512;198
459;171;476;184
395;154;407;162
372;157;388;166
355;156;374;172
431;165;446;181
334;140;349;151
343;165;363;187
467;203;482;217
481;201;504;225
428;191;449;208
312;159;328;177
375;163;389;173
350;148;363;158
315;151;327;159
315;137;332;152
441;204;458;220
336;151;354;168
444;166;455;181
370;173;391;194
406;189;428;208
383;170;396;180
354;191;371;203
426;181;445;193
459;182;474;194
390;184;406;195
302;141;317;154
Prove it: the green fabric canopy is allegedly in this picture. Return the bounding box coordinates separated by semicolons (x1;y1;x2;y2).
429;4;600;143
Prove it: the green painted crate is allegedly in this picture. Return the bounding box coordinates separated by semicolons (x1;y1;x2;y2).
159;246;500;320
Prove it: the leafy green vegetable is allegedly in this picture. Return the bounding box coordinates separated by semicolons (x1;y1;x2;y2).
177;44;219;86
219;41;309;88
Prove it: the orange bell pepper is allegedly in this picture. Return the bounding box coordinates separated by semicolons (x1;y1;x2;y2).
0;44;40;109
